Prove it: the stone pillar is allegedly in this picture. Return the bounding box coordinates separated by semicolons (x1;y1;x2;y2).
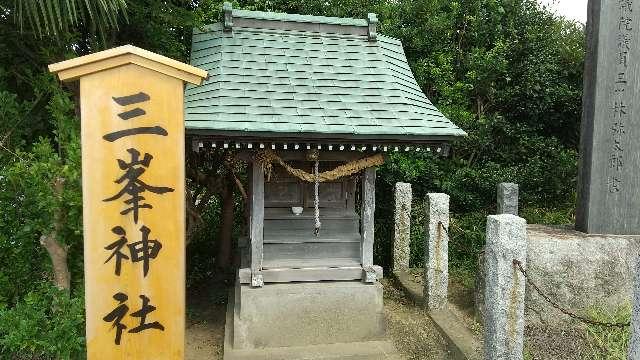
629;256;640;359
483;214;527;360
497;182;519;215
393;182;412;272
423;193;449;311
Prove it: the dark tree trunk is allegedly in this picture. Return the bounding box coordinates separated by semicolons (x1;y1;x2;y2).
41;177;71;291
216;182;234;270
40;233;70;290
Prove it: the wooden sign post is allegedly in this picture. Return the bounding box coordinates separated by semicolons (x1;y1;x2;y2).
49;46;207;359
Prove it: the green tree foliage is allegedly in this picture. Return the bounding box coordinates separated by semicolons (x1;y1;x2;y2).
372;0;583;271
375;0;583;206
0;83;82;301
0;283;85;359
0;0;584;357
11;0;127;40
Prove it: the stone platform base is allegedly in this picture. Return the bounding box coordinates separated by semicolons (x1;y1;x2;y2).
224;334;400;360
224;279;399;359
475;224;640;326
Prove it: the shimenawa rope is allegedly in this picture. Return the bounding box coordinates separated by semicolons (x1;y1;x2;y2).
254;149;385;236
254;149;384;183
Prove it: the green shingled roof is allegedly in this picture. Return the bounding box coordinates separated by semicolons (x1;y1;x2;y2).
184;7;466;143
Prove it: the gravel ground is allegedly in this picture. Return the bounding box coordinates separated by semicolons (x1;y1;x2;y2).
184;279;453;359
185;275;597;360
524;324;590;360
185;283;226;360
382;278;451;359
406;267;598;360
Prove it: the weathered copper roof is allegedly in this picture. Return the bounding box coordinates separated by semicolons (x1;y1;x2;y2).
184;5;466;143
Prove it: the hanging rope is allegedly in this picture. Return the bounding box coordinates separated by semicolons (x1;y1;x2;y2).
313;160;321;236
254;149;384;183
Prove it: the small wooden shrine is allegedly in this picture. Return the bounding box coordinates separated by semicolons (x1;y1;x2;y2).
185;3;465;358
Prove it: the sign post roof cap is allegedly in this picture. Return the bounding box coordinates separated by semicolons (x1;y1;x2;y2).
48;44;208;85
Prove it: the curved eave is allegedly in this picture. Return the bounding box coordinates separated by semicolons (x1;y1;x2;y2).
185;127;467;144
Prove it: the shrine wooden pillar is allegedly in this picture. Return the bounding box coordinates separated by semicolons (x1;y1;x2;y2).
361;167;376;283
49;45;207;359
250;160;265;287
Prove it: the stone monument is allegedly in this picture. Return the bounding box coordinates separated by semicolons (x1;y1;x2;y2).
577;0;640;235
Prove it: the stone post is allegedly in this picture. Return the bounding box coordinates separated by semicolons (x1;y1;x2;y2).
629;256;640;359
497;182;519;215
423;193;449;311
483;214;527;360
393;182;412;272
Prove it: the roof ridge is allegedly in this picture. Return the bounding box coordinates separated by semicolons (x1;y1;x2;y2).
219;3;378;39
232;8;368;27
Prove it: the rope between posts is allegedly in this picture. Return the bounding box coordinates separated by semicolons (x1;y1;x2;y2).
436;222;629;328
437;221;478;258
512;259;630;328
438;221;449;237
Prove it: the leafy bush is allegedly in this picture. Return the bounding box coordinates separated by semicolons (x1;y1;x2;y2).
186;189;247;288
186;197;222;288
0;86;83;304
0;283;85;359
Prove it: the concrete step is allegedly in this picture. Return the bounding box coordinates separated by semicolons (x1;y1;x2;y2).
223;340;402;360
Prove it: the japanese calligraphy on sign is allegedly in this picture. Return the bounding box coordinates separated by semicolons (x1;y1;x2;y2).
606;0;633;194
49;45;206;359
103;147;174;223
